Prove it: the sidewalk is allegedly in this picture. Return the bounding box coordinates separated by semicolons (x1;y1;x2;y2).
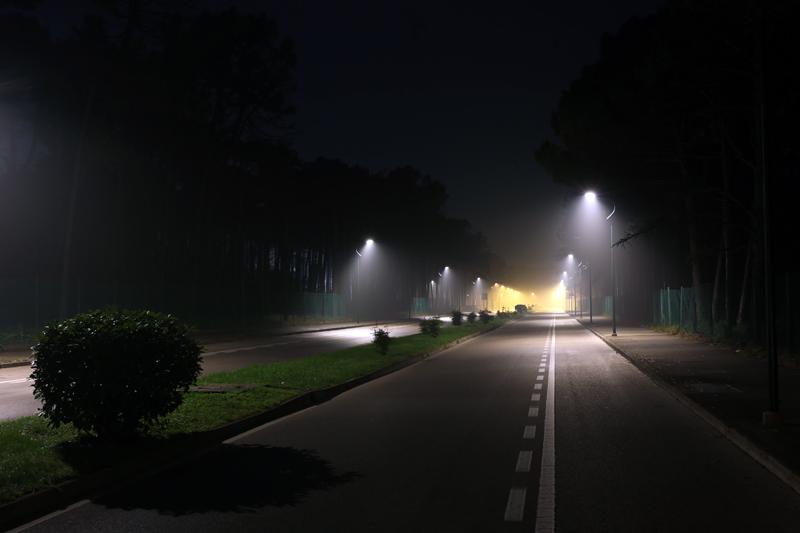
0;317;428;369
570;313;800;494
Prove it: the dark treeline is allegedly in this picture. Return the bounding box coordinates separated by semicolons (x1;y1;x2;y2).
537;0;800;339
0;1;493;324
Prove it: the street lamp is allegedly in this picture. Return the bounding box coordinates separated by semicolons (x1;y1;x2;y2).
585;192;617;336
356;239;374;324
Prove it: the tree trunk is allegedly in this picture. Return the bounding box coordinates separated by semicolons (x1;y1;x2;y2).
712;233;724;326
737;237;753;327
722;139;732;330
59;84;97;319
685;194;705;324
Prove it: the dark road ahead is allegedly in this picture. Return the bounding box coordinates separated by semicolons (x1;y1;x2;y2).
12;313;800;532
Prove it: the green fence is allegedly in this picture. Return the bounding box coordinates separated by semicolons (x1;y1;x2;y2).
0;278;435;337
575;273;798;357
653;284;723;335
649;276;798;355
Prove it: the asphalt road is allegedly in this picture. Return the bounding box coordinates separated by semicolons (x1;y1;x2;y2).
10;313;800;532
0;319;427;422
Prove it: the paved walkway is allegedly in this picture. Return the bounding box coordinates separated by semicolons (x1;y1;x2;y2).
569;312;800;494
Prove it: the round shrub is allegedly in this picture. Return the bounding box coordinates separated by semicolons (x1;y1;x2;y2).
372;327;392;355
467;312;477;324
419;316;443;337
479;310;492;324
450;309;464;326
31;309;203;440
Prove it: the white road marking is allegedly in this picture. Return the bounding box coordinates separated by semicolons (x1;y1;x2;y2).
536;375;544;381
204;341;296;356
0;378;31;385
516;451;533;473
528;407;539;417
534;384;542;390
535;315;557;533
539;362;546;367
504;487;527;521
532;393;541;401
523;425;537;439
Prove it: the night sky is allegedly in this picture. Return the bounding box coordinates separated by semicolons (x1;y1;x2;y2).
216;0;666;273
38;0;665;282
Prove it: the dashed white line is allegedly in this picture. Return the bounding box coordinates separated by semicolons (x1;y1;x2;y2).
516;451;533;473
523;425;537;439
534;384;542;390
528;407;539;417
504;487;527;521
531;393;541;401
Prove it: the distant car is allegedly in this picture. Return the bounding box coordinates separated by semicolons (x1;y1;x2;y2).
515;304;527;314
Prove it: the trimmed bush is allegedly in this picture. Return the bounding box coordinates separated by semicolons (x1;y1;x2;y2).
31;309;202;440
450;309;464;326
467;312;477;324
419;316;443;337
479;310;492;324
372;327;392;355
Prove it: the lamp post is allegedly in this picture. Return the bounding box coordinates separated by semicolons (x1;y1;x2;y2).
585;192;617;336
570;255;586;319
578;262;585;319
356;239;374;324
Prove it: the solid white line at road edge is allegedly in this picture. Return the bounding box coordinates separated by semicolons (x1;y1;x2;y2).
535;315;556;533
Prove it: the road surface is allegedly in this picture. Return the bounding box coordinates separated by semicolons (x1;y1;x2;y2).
10;313;800;532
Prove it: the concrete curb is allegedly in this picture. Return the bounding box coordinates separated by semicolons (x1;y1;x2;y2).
577;318;800;496
0;319;510;529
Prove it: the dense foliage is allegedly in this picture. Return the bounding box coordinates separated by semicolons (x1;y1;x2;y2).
371;327;391;355
536;0;800;334
0;2;494;323
31;309;202;439
419;316;443;337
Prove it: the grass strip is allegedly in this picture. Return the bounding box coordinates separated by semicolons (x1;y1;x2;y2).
0;318;510;504
199;320;506;389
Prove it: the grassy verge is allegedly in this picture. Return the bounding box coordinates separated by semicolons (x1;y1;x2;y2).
200;320;504;389
0;318;510;504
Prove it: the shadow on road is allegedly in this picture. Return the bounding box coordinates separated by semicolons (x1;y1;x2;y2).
98;444;360;515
